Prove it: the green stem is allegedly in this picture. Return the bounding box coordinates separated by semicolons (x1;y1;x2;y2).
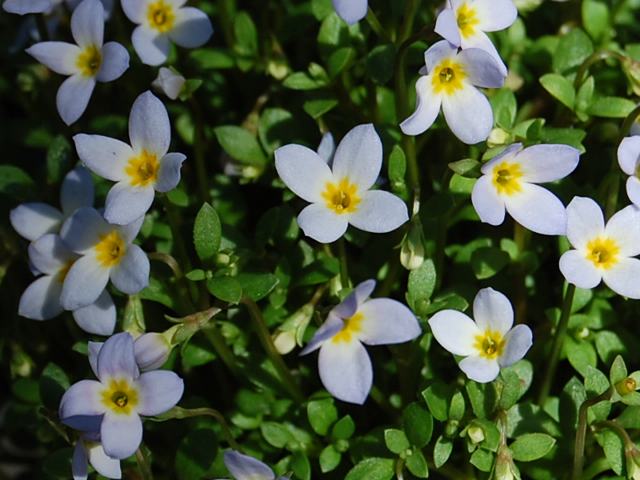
574;50;626;90
135;448;154;480
594;419;633;446
619;103;640;141
337;238;351;289
537;283;576;405
202;326;243;378
572;389;613;480
366;8;388;41
397;0;421;44
395;458;406;480
189;98;210;204
242;297;304;402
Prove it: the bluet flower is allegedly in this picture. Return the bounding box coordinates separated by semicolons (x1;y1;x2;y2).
617;136;640;207
221;450;288;480
332;0;367;25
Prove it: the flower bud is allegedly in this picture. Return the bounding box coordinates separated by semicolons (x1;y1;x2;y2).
273;330;297;355
134;327;179;371
152;67;186;100
400;218;425;270
467;424;486;444
626;445;640;480
493;446;521;480
272;304;314;355
616;377;638;397
487;128;512;148
623;57;640;97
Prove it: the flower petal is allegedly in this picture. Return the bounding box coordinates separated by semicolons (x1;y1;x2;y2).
504;183;567;235
121;0;145;22
348;190;408;233
332;124;382;191
565;196;605;250
479;143;523;175
499;324;533;367
297;203;348;244
61;254;109;310
86;442;121;479
516;144;581;183
331;0;367;24
10;203;63;242
318;339;372;404
603;258;640;299
132;26;170;66
59;379;104;420
604;204;640;257
88;341;103;377
168;7;213;48
223;451;275;480
61;166;95;216
101;412;142;459
459;355;500;383
472;287;514;334
71;0;104;47
441;84;493;144
60;207;109;253
72;441;88;480
458;46;506;87
559;250;602;289
428;310;479;356
96;42;129;82
57;74;95;125
28;233;75;274
474;0;518;31
109;244;149;294
104;183;155;225
461;30;508;76
317;132;335;164
136;370;184;416
626;176;640;207
434;8;461;46
63;415;103;433
129;90;171;156
275;144;334;203
19;275;64;320
618;136;640;176
73;134;132;182
300;313;344;355
400;75;442;136
26;41;81;75
155;152;186;192
118;215;145;243
3;0;52;14
356;298;421;345
424;40;457;72
97;332;139;381
72;290;116;336
331;279;377;319
471;175;506;225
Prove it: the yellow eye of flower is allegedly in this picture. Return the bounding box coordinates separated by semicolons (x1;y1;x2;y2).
492;161;523;195
456;3;480;39
95;231;126;267
474;330;505;359
586;237;620;270
101;378;139;415
125;150;160;187
431;59;466;95
147;0;175;32
322;178;361;214
76;45;102;77
332;312;364;343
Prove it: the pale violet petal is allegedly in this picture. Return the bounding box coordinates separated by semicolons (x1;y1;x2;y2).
86;442;122;479
472;287;513;334
136;370;184;416
300;313;344;355
156;153;186;192
97;332;139;381
471;175;506;225
71;0;104;48
516;144;581;183
132;26;170;66
26;42;81;75
332;0;367;25
331;279;377;319
120;0;144;22
59;379;104;420
424;40;458;72
152;67;185;100
618;136;640;176
331;124;382;191
73;134;132;182
224;451;275;480
504;183;567;235
428;310;479;356
318;339;372;404
459;355;500;383
101;412;142;459
348;190;408;233
603;258;640;299
104;183;155;225
605;204;640;257
118;216;145;243
3;0;52;14
96;42;129;82
317;132;335;164
434;8;461;46
565;197;605;250
275;144;334;203
57;74;95;125
10;203;63;241
28;233;75;275
499;324;533;367
479;143;523;175
297;203;348;243
458;46;505;87
400;75;442;136
72;441;88;480
60;207;110;253
88;341;103;377
64;415;103;433
19;275;64;320
109;244;149;294
129;90;171;156
627;176;640;207
61;255;109;310
72;290;116;336
441;84;493;145
356;298;421;345
134;333;171;370
474;0;518;31
61;166;95;216
559;250;602;289
168;7;213;48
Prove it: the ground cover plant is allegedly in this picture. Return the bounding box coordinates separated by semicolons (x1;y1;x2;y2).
3;0;640;478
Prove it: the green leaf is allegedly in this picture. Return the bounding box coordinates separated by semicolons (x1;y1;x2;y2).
207;276;243;304
540;74;575;109
307;398;338;436
319;445;341;473
594;330;626;364
384;429;410;454
345;458;394;480
609;355;628;384
407;259;437;314
189;48;235;70
193;203;221;264
175;429;218;480
552;28;594;73
303;95;339;119
449;391;466;421
233;11;258;67
595;428;624;474
422;382;451;421
582;0;610;42
403;402;433;448
565;337;597;377
291;451;311;480
433;435;453;468
214;126;267;166
499;360;533;410
237;273;279;301
327;47;355;77
332;415;355;440
39;363;70;410
283;72;327;90
366;44;396;85
261;422;294;448
491;88;517;128
510;433;556;462
587;97;637;118
471;246;510;280
584;365;611;422
405;449;429;478
388;145;407;195
448;158;481;178
470;448;494;472
0;165;36;200
466;381;498;419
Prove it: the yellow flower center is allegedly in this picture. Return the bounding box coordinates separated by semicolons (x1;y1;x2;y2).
456;3;480;39
147;0;175;32
100;378;139;415
431;59;466;95
322;178;361;215
474;330;505;359
586;237;620;270
76;44;102;78
491;161;523;195
56;260;75;284
332;312;364;343
95;231;126;268
125;150;160;187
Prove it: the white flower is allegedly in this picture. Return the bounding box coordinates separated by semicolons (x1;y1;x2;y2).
121;0;213;66
3;0;52;14
275;124;409;244
429;287;532;383
74;91;186;225
471;142;580;235
59;207;149;310
435;0;518;75
332;0;367;25
10;166;94;243
400;40;505;144
617;136;640;207
72;434;121;480
300;280;421;404
25;0;129;125
317;132;335;164
18;233;116;335
222;450;288;480
152;67;185;100
559;197;640;299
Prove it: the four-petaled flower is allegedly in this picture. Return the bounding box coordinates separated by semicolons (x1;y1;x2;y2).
121;0;213;66
401;40;505;144
332;0;367;25
59;332;184;459
221;450;288;480
471;142;580;235
25;0;129;124
559;197;640;299
617;135;640;207
429;287;533;383
275;124;409;243
300;280;421;404
74;91;187;225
